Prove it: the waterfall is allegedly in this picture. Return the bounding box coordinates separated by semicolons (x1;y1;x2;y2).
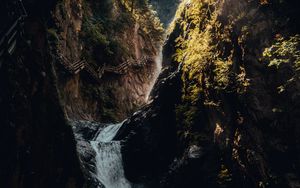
145;46;163;102
90;47;163;186
90;123;132;188
89;45;164;188
89;19;166;188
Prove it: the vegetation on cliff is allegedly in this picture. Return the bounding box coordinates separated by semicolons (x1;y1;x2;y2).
50;0;165;121
163;0;300;187
81;0;163;66
2;0;300;187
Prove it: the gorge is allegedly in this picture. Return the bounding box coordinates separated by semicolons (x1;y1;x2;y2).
1;0;300;188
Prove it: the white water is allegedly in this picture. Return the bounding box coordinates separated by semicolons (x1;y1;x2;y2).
145;46;163;102
90;46;164;188
90;29;164;188
90;123;132;188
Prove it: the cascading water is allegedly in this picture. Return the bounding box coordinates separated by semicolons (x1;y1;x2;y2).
90;45;164;188
90;46;164;188
90;123;132;188
89;22;165;188
145;46;163;102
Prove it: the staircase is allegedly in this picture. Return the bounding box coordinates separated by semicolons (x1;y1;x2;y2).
57;53;151;83
58;54;85;74
0;0;27;67
104;56;150;74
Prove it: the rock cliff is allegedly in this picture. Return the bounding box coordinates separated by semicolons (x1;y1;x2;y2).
0;0;84;187
1;0;300;188
118;0;300;187
51;0;164;121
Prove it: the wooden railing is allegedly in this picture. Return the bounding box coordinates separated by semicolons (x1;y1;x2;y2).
57;53;150;82
58;54;86;74
0;0;27;66
0;16;25;57
103;56;150;74
84;61;101;82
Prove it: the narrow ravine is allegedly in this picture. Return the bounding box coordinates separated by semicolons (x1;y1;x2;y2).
71;3;173;186
89;45;164;188
2;0;300;187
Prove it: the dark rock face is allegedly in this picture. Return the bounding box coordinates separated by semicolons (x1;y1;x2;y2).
159;0;300;187
115;66;182;185
114;1;300;188
0;1;84;187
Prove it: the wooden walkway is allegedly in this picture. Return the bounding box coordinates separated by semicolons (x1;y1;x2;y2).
0;0;27;66
57;53;150;82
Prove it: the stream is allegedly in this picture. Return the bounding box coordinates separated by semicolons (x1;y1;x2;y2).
90;123;131;188
87;46;163;188
69;47;162;186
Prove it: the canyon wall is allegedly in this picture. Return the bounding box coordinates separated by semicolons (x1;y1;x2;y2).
1;0;300;187
0;0;84;187
119;0;300;187
0;0;164;187
51;0;164;122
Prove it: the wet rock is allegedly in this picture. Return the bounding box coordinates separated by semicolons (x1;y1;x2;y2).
71;120;105;188
188;145;203;159
115;66;182;184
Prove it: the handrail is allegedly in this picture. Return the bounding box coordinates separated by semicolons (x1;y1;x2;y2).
103;56;149;74
18;0;28;17
0;16;22;48
57;51;150;83
0;0;27;60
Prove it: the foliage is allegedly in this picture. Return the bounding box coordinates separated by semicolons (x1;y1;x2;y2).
170;0;252;134
120;0;164;44
82;19;109;46
81;0;128;65
263;35;300;92
263;35;300;70
171;0;252;102
81;0;164;65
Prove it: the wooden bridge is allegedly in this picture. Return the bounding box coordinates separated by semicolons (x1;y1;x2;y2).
58;54;86;74
101;56;149;75
0;0;27;67
57;53;150;82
